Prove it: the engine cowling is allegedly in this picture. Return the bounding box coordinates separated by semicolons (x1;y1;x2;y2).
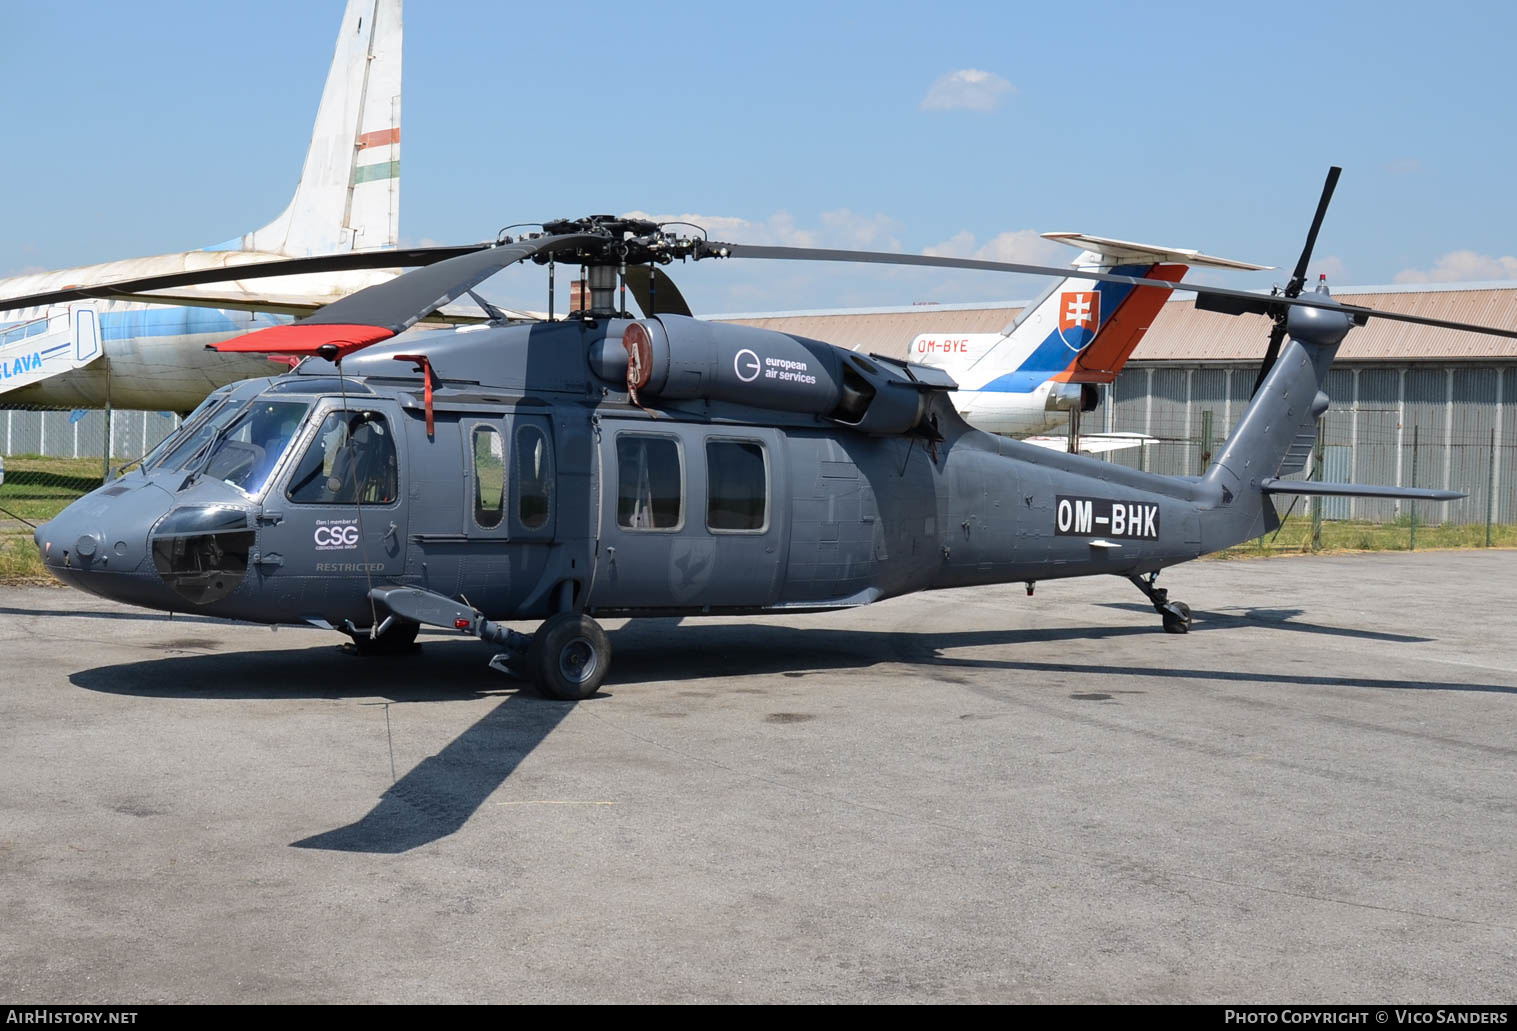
592;315;952;436
1043;382;1100;413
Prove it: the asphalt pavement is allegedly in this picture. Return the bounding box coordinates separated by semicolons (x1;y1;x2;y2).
0;551;1513;1003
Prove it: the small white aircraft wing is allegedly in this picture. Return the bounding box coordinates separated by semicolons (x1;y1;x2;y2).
1023;432;1159;455
1041;232;1272;271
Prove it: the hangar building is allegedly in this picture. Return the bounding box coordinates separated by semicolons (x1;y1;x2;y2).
721;281;1517;527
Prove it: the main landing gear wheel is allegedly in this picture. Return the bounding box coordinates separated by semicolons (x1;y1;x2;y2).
528;613;610;700
347;619;421;655
1162;601;1193;635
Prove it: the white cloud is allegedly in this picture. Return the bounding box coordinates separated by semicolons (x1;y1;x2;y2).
623;210;817;247
623;208;902;251
1394;250;1517;284
922;228;1066;266
1314;255;1348;283
922;230;977;258
920;69;1016;112
818;209;902;250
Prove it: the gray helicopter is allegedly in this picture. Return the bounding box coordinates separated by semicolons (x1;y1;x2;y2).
15;172;1512;699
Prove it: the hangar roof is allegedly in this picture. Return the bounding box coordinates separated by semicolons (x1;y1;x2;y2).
714;282;1517;362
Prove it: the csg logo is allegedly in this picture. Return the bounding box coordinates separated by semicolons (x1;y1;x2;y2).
314;523;361;549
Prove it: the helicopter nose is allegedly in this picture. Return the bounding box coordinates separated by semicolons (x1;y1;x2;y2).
36;512;126;579
35;481;171;602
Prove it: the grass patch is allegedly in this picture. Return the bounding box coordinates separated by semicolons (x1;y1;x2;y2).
0;531;51;584
1210;518;1517;558
0;455;117;585
1;455;109;522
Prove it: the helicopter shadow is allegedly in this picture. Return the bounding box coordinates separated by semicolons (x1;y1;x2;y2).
67;612;1511;856
604;621;1514;696
0;603;230;626
1096;602;1433;644
70;640;574;855
291;691;575;854
68;636;511;703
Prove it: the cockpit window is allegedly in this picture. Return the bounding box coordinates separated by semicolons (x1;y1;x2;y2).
140;393;231;472
197;400;310;496
147;398;248;474
286;410;398;505
265;377;374;395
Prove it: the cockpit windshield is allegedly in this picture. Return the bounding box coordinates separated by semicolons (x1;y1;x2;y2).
146;397;247;475
139;392;230;473
196;400;312;496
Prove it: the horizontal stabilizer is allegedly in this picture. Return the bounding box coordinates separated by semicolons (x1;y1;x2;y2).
1042;232;1272;271
1260;478;1465;502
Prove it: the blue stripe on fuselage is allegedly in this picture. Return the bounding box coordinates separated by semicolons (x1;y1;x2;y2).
100;307;287;341
978;264;1151;393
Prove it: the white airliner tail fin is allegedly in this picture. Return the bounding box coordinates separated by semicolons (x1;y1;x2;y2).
238;0;402;256
910;233;1270;390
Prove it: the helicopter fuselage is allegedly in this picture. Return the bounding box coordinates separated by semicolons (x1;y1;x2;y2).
36;316;1214;630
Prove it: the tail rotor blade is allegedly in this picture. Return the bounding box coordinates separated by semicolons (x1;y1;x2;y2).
1287;166;1341;296
1253;166;1341;394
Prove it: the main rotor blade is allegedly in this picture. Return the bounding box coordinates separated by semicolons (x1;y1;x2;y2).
710;242;1517;340
213;233;604;359
297;235;602;331
623;265;694;318
0;245;493;312
1288;166;1342;296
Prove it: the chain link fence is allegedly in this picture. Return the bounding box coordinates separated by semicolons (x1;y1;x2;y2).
1101;363;1517;547
1;406;182;470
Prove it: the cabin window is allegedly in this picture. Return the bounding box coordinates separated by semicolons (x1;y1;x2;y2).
472;426;505;528
286;410;398;505
516;425;552;530
616;435;683;530
706;440;768;532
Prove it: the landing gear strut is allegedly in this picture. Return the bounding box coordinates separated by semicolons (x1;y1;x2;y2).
364;585;611;699
486;612;611;700
1127;572;1192;634
345;617;421;654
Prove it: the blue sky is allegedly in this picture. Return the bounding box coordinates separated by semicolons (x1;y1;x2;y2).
3;0;1515;314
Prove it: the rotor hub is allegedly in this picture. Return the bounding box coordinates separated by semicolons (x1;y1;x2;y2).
506;215;714;268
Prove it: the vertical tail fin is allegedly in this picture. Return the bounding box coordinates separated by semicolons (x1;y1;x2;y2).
1199;288;1355;548
240;0;402;256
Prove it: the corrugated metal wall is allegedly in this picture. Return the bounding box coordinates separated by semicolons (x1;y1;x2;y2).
1105;362;1515;527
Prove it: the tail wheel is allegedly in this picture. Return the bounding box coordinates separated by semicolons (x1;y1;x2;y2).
528;613;611;700
1162;602;1193;635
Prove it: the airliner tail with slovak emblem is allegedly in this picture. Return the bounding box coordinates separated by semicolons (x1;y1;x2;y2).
910;233;1270;451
